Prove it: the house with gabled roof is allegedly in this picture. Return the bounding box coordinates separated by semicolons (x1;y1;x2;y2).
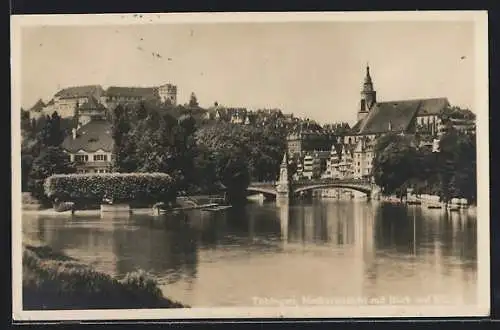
61;119;114;174
29;99;46;113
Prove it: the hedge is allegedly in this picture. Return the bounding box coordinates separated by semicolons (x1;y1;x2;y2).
23;243;187;310
44;173;177;204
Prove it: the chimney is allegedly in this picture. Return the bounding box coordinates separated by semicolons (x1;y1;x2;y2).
72;128;77;139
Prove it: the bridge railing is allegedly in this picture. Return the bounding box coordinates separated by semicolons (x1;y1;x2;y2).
249;178;373;187
292;178;372;186
249;181;276;187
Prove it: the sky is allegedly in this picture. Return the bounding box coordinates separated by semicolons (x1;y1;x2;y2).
20;20;475;125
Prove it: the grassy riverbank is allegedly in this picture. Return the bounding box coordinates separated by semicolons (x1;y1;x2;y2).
22;240;187;310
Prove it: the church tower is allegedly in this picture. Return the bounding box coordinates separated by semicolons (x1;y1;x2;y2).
358;64;377;122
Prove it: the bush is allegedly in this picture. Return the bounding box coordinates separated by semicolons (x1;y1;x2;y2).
22;243;187;310
28;147;76;205
44;173;177;205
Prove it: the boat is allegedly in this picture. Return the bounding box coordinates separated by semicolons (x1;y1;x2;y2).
247;194;265;202
202;205;232;212
406;200;422;205
427;204;443;209
447;205;460;212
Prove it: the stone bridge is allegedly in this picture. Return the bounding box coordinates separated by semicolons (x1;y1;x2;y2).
247;178;377;199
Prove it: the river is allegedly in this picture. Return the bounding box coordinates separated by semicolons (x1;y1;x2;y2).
22;199;478;308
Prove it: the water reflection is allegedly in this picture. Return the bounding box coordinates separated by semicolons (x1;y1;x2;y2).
22;200;478;307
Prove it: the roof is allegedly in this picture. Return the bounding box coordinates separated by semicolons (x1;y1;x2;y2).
55;85;104;99
106;86;158;98
30;99;46;112
350;97;449;135
61;120;113;153
357;100;420;134
350;119;363;133
415;98;449;116
78;96;107;111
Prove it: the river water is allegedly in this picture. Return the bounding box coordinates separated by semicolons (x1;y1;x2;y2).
22;200;478;308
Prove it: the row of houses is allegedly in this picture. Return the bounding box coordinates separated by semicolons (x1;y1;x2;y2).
288;65;475;181
202;103;300;127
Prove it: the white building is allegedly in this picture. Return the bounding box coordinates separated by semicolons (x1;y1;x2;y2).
302;154;314;179
352;138;375;179
323;145;341;179
337;145;354;179
157;83;178;105
61;120;114;174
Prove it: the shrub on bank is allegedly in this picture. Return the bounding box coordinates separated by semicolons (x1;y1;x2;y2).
44;173;177;205
22;243;187;310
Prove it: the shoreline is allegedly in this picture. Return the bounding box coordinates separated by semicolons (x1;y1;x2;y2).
22;238;188;310
22;207;154;217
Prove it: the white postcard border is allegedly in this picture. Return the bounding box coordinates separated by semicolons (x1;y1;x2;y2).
11;11;490;321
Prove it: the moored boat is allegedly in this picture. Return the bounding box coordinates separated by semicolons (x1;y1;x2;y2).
202;205;232;213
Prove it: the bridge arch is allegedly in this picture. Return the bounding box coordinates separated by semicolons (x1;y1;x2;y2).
246;186;278;197
292;183;372;196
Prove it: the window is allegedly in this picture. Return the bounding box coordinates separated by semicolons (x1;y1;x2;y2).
93;154;108;161
358;162;360;166
75;155;88;162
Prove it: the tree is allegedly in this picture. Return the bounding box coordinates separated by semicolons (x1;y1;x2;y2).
35;112;65;147
372;134;418;198
48;111;65;146
136;102;148;121
21;154;34;192
21;109;31;133
111;105;138;172
437;129;476;203
72;104;80;128
195;121;286;201
28;146;75;204
188;92;199;108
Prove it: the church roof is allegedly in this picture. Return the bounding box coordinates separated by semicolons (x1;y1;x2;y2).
351;97;448;135
415;97;449;116
61;120;113;153
350;120;363;133
357;100;419;134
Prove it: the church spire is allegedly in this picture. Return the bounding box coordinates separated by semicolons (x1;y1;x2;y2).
281;152;288;168
363;63;373;90
358;62;377;120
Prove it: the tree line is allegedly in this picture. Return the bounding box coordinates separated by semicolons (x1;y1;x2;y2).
21;110;76;204
111;101;287;204
372;129;476;204
21;96;352;206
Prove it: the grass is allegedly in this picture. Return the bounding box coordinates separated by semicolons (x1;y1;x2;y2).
22;240;188;310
